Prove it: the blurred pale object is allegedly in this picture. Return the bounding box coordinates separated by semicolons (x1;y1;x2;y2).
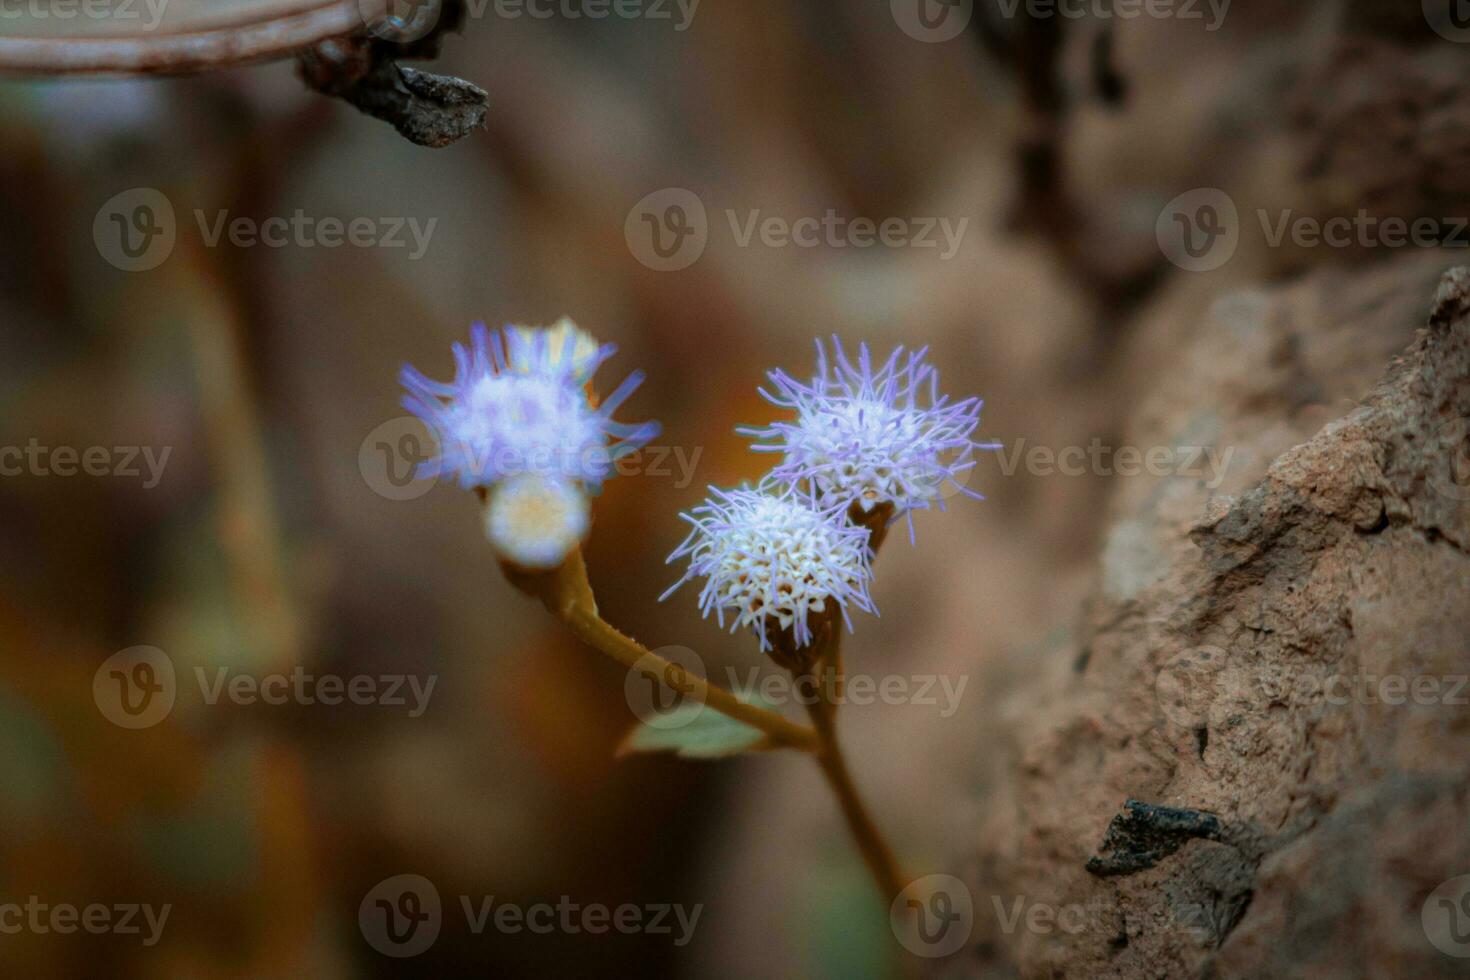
0;0;385;73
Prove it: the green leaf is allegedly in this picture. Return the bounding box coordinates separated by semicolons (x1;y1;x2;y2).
617;697;776;760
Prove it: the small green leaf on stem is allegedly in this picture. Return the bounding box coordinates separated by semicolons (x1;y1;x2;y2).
617;694;781;760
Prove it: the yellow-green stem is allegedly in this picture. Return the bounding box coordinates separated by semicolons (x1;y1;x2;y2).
504;546;904;899
805;630;907;903
509;549;820;753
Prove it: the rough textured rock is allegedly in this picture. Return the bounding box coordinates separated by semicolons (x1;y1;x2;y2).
1293;38;1470;219
966;257;1470;978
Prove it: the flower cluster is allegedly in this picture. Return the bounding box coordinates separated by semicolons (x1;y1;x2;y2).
666;337;992;656
401;318;658;568
402;323;989;649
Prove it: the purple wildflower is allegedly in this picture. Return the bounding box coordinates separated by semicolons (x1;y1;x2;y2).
739;336;996;539
400;321;660;490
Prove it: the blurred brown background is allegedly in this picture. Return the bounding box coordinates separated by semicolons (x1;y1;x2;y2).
1;0;1467;977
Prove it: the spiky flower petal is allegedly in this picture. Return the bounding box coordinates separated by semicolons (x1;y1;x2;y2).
661;485;875;651
400;321;659;490
740;336;995;538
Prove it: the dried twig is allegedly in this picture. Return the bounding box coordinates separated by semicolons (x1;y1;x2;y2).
297;2;487;149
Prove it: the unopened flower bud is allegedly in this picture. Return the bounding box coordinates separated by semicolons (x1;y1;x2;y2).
485;473;590;569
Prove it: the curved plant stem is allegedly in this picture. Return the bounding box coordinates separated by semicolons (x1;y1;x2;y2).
503;546;904;895
804;632;907;903
780;501;910;901
561;606;820;752
505;549;820;753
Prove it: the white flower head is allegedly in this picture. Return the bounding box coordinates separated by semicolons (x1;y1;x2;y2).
400;322;659;491
484;473;591;569
661;485;876;652
740;336;996;539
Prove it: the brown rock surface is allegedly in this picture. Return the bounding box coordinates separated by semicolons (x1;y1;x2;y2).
966;257;1470;978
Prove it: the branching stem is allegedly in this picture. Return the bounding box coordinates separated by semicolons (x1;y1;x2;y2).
506;549;820;753
505;544;907;901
